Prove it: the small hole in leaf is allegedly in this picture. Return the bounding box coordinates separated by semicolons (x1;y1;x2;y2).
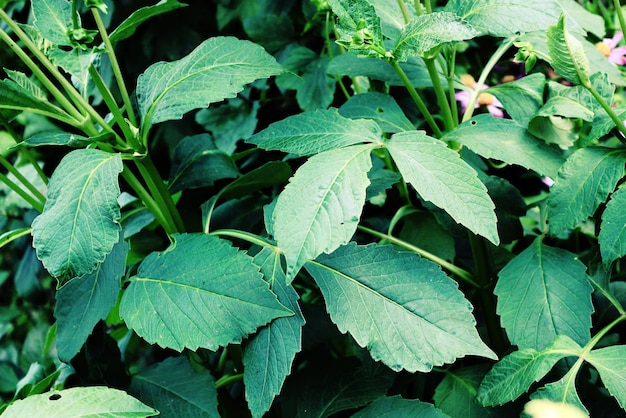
49;394;62;401
470;120;477;126
375;107;384;113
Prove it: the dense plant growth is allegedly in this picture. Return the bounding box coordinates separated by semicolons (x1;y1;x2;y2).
1;0;626;416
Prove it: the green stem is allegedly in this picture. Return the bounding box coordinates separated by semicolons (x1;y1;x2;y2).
209;229;278;250
445;47;459;123
614;0;626;41
0;171;44;212
586;83;626;139
0;113;48;185
390;60;443;137
215;373;244;389
0;155;46;204
357;225;478;287
71;0;80;30
382;149;411;205
414;0;423;16
424;0;433;13
325;11;351;100
396;0;411;23
424;58;455;132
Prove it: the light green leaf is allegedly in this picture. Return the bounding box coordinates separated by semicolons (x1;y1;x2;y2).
486;73;545;127
31;149;123;280
367;0;415;39
557;0;604;38
339;92;415;133
546;15;590;85
0;78;72;124
130;356;219;418
444;115;564;178
136;36;282;127
219;162;292;201
1;386;157;418
247;109;382;156
445;0;562;37
530;368;587;415
22;131;94;148
433;365;491;418
386;131;499;245
536;96;594;122
168;134;239;193
278;48;335;111
244;248;305;418
495;237;593;350
600;187;626;266
528;115;578;150
109;0;188;44
548;147;626;236
394;12;479;62
273;144;373;279
586;345;626;410
48;47;99;96
306;243;497;373
354;395;451;418
31;0;73;46
55;240;128;362
477;335;582;406
119;234;292;351
328;0;386;59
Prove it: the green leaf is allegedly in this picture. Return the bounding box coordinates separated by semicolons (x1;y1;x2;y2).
48;47;99;96
433;365;491;418
557;0;604;38
109;0;188;44
366;0;415;40
486;73;545;127
136;36;282;127
354;395;451;418
0;78;72;124
495;238;593;350
445;0;562;37
530;368;587;415
22;131;94;148
219;161;292;201
394;12;478;62
247;109;382;156
386;131;499;245
31;0;73;46
477;335;582;406
536;96;594;122
548;147;626;236
55;240;127;362
130;356;219;418
306;243;497;373
528;115;578;150
168;134;239;193
1;386;157;418
444;115;564;178
546;15;590;85
243;248;305;418
600;187;626;266
119;234;292;351
195;98;259;154
31;149;123;280
328;0;386;59
272;144;374;279
339;92;414;133
586;345;626;410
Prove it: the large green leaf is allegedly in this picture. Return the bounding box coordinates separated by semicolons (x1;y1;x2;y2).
486;73;545;127
55;241;128;362
338;92;414;133
0;78;73;124
31;149;123;280
433;365;492;418
328;0;386;59
477;335;582;406
586;345;626;410
1;386;157;418
247;109;382;156
445;0;562;37
394;12;479;62
243;248;305;418
130;357;219;418
444;115;564;178
599;187;626;267
306;243;497;373
272;144;374;279
495;238;593;350
354;396;450;418
546;15;590;86
119;234;292;351
386;131;499;245
109;0;188;44
136;36;282;127
547;147;626;236
31;0;73;46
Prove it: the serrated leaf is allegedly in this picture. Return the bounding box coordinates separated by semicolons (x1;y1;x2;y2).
444;115;564;178
445;0;562;37
168;134;239;193
31;149;123;280
600;187;626;266
477;335;582;406
119;234;292;351
495;238;593;350
486;73;545;127
328;0;386;59
306;243;497;373
557;0;604;38
195;98;259;154
548;147;626;236
130;357;219;418
586;345;626;410
48;47;99;95
546;15;590;85
244;248;305;418
394;12;478;62
273;144;373;279
433;365;491;418
136;36;282;127
536;96;594;122
386;131;499;245
31;0;73;46
354;395;450;418
339;92;414;133
0;78;72;124
1;386;157;418
530;367;587;414
366;0;416;39
109;0;188;44
55;240;128;362
247;109;382;156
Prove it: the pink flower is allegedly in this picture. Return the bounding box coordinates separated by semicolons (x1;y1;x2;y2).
596;31;626;65
455;74;504;118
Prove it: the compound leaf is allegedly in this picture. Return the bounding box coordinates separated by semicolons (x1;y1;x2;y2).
306;243;497;373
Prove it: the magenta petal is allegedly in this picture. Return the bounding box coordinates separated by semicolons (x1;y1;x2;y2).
487;105;504;118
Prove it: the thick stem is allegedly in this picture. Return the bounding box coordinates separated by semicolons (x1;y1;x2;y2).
424;0;433;13
325;11;351;100
215;373;244;389
424;58;455;132
614;0;626;42
209;229;278;250
396;0;411;23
